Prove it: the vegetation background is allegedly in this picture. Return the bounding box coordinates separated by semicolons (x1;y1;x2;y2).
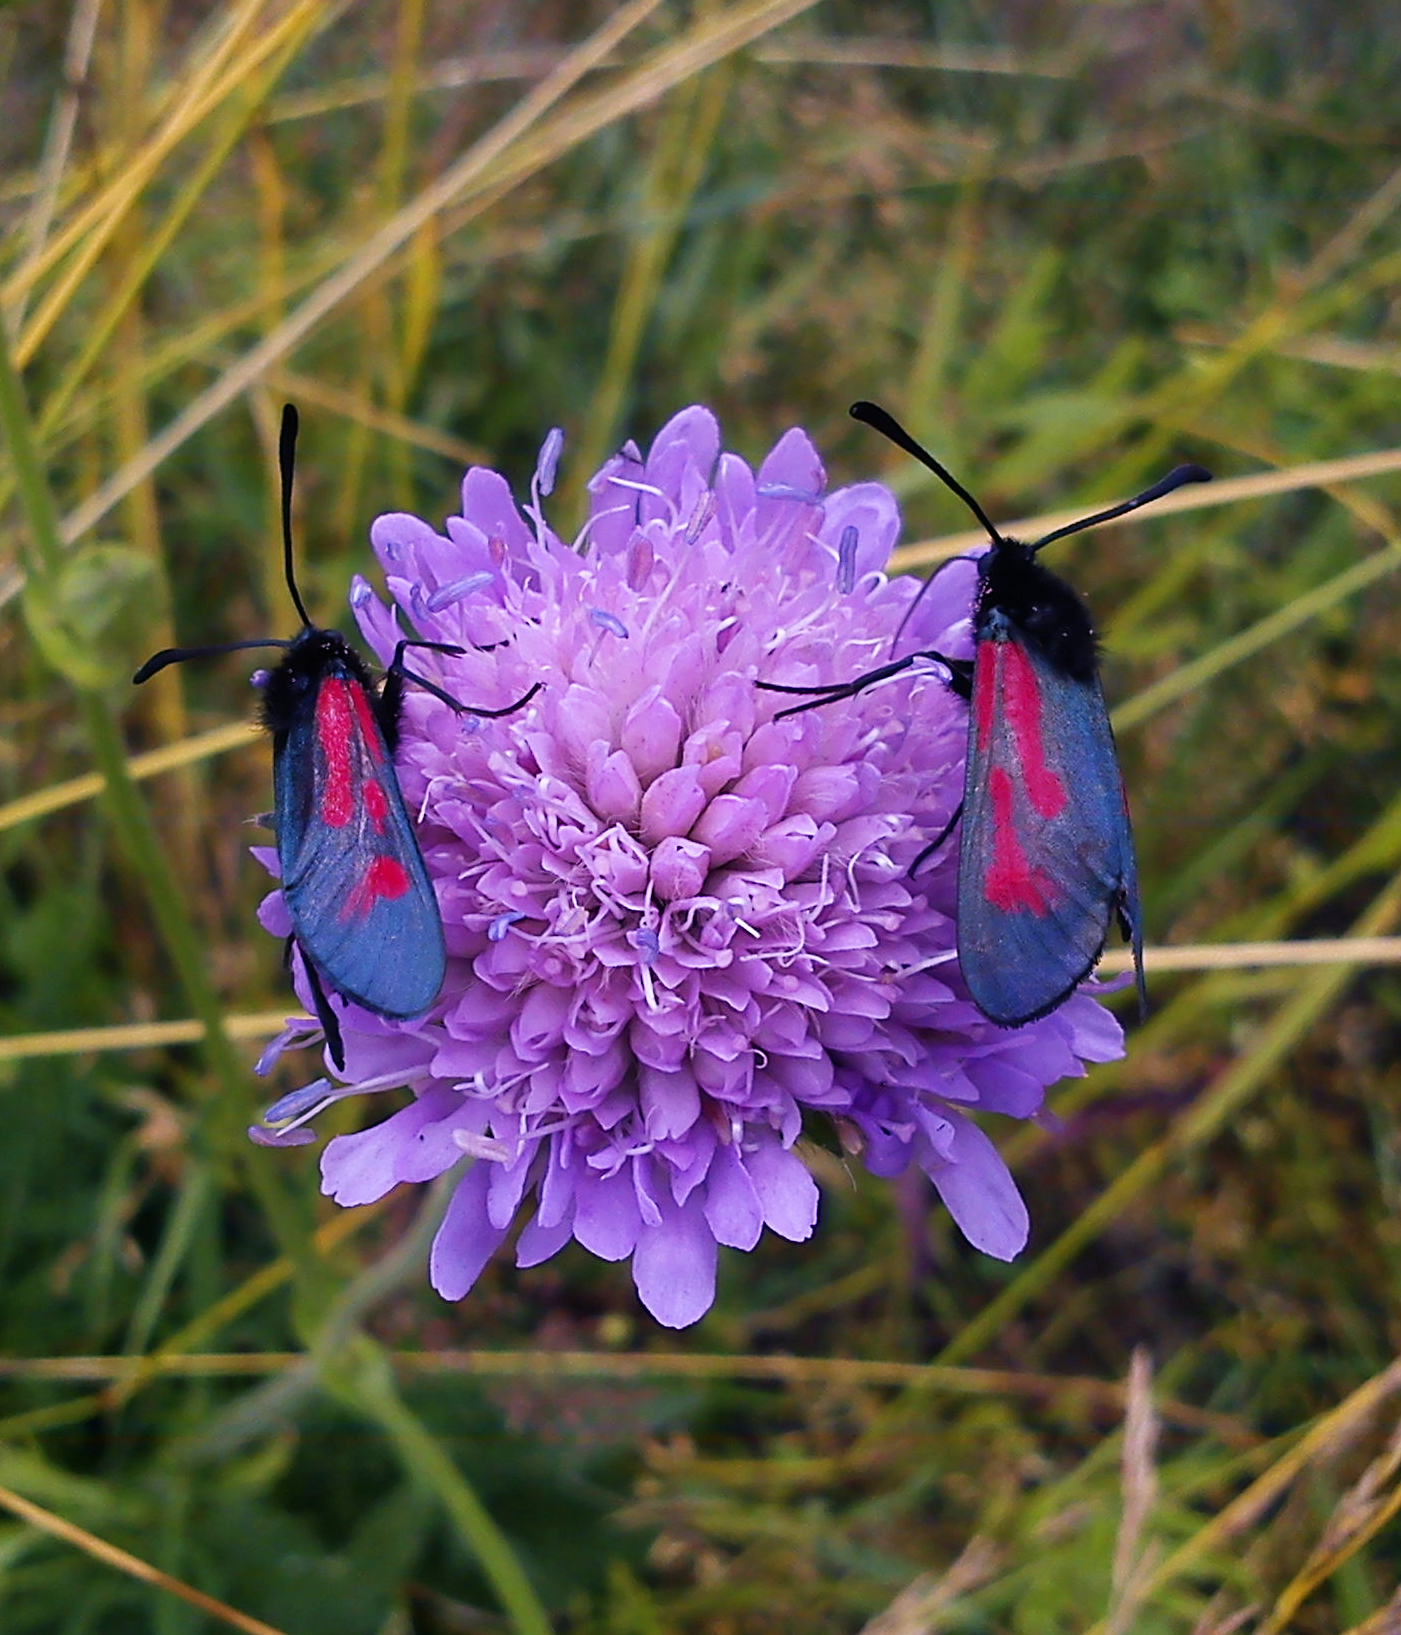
3;0;1401;1629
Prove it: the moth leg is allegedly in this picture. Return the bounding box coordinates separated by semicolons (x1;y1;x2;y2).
298;947;346;1073
383;638;541;722
759;648;961;720
757;678;880;697
400;666;542;718
909;800;964;876
1116;892;1148;1020
380;639;463;725
757;654;916;716
937;657;973;703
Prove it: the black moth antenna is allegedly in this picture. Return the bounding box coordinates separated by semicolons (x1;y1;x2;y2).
850;401;1005;543
131;405;317;685
1029;463;1213;551
279;403;314;629
849;399;1212;552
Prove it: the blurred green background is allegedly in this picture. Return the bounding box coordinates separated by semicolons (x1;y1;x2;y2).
4;1;1401;1630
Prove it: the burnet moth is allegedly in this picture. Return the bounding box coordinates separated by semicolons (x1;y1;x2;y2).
762;401;1211;1027
134;405;539;1069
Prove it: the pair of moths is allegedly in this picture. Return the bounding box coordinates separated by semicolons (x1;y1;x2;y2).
138;403;1206;1059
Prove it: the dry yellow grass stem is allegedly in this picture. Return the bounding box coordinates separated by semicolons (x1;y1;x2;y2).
0;1481;289;1635
4;940;1399;1064
0;1350;1253;1445
0;721;259;833
889;442;1401;570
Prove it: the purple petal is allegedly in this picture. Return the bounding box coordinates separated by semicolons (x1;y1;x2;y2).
348;578;402;666
690;794;767;864
650;835;711;900
643;406;721;520
369;511;450;573
621;692;683;783
702;1143;762;1250
431;1160;509;1301
713;452;756;551
459;468;533;554
820;482;902;581
640;1064;701;1141
896;555;980;650
585;447;645;554
633;1193;718;1328
573;1166;642;1260
757;427;825;495
747;1139;819;1242
255;888;291;938
1053;994;1126;1064
639;766;707;845
515;1205;575;1268
958;1058;1046;1119
925;1114;1030;1261
320;1088;462;1205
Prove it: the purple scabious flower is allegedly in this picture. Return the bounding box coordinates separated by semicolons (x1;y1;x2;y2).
253;408;1124;1328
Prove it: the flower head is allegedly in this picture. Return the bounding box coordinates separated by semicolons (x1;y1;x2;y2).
254;407;1123;1327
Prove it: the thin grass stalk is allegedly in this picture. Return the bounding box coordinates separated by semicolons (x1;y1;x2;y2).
106;85;205;872
888;442;1401;572
0;1199;384;1442
0;1349;1257;1443
4;936;1401;1067
905;173;980;456
11;0;104;332
378;0;432;485
1257;1418;1401;1632
121;1161;213;1360
164;1172;554;1635
54;0;671;543
0;720;258;833
36;34;310;447
0;1481;289;1635
57;0;821;549
1112;531;1401;731
1087;163;1401;499
1088;1357;1401;1631
563;57;733;516
10;0;332;357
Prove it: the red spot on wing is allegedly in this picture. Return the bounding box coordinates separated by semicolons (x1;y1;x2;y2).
342;854;411;921
318;678;392;830
979;639;1067;821
365;855;409;899
349;684;385;758
316;679;355;827
999;642;1068;820
363;779;390;832
983;767;1058;915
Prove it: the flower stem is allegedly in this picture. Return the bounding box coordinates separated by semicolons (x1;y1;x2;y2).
326;1334;554;1635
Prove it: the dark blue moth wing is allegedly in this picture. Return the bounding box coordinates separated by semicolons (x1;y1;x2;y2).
956;609;1141;1025
274;658;446;1017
